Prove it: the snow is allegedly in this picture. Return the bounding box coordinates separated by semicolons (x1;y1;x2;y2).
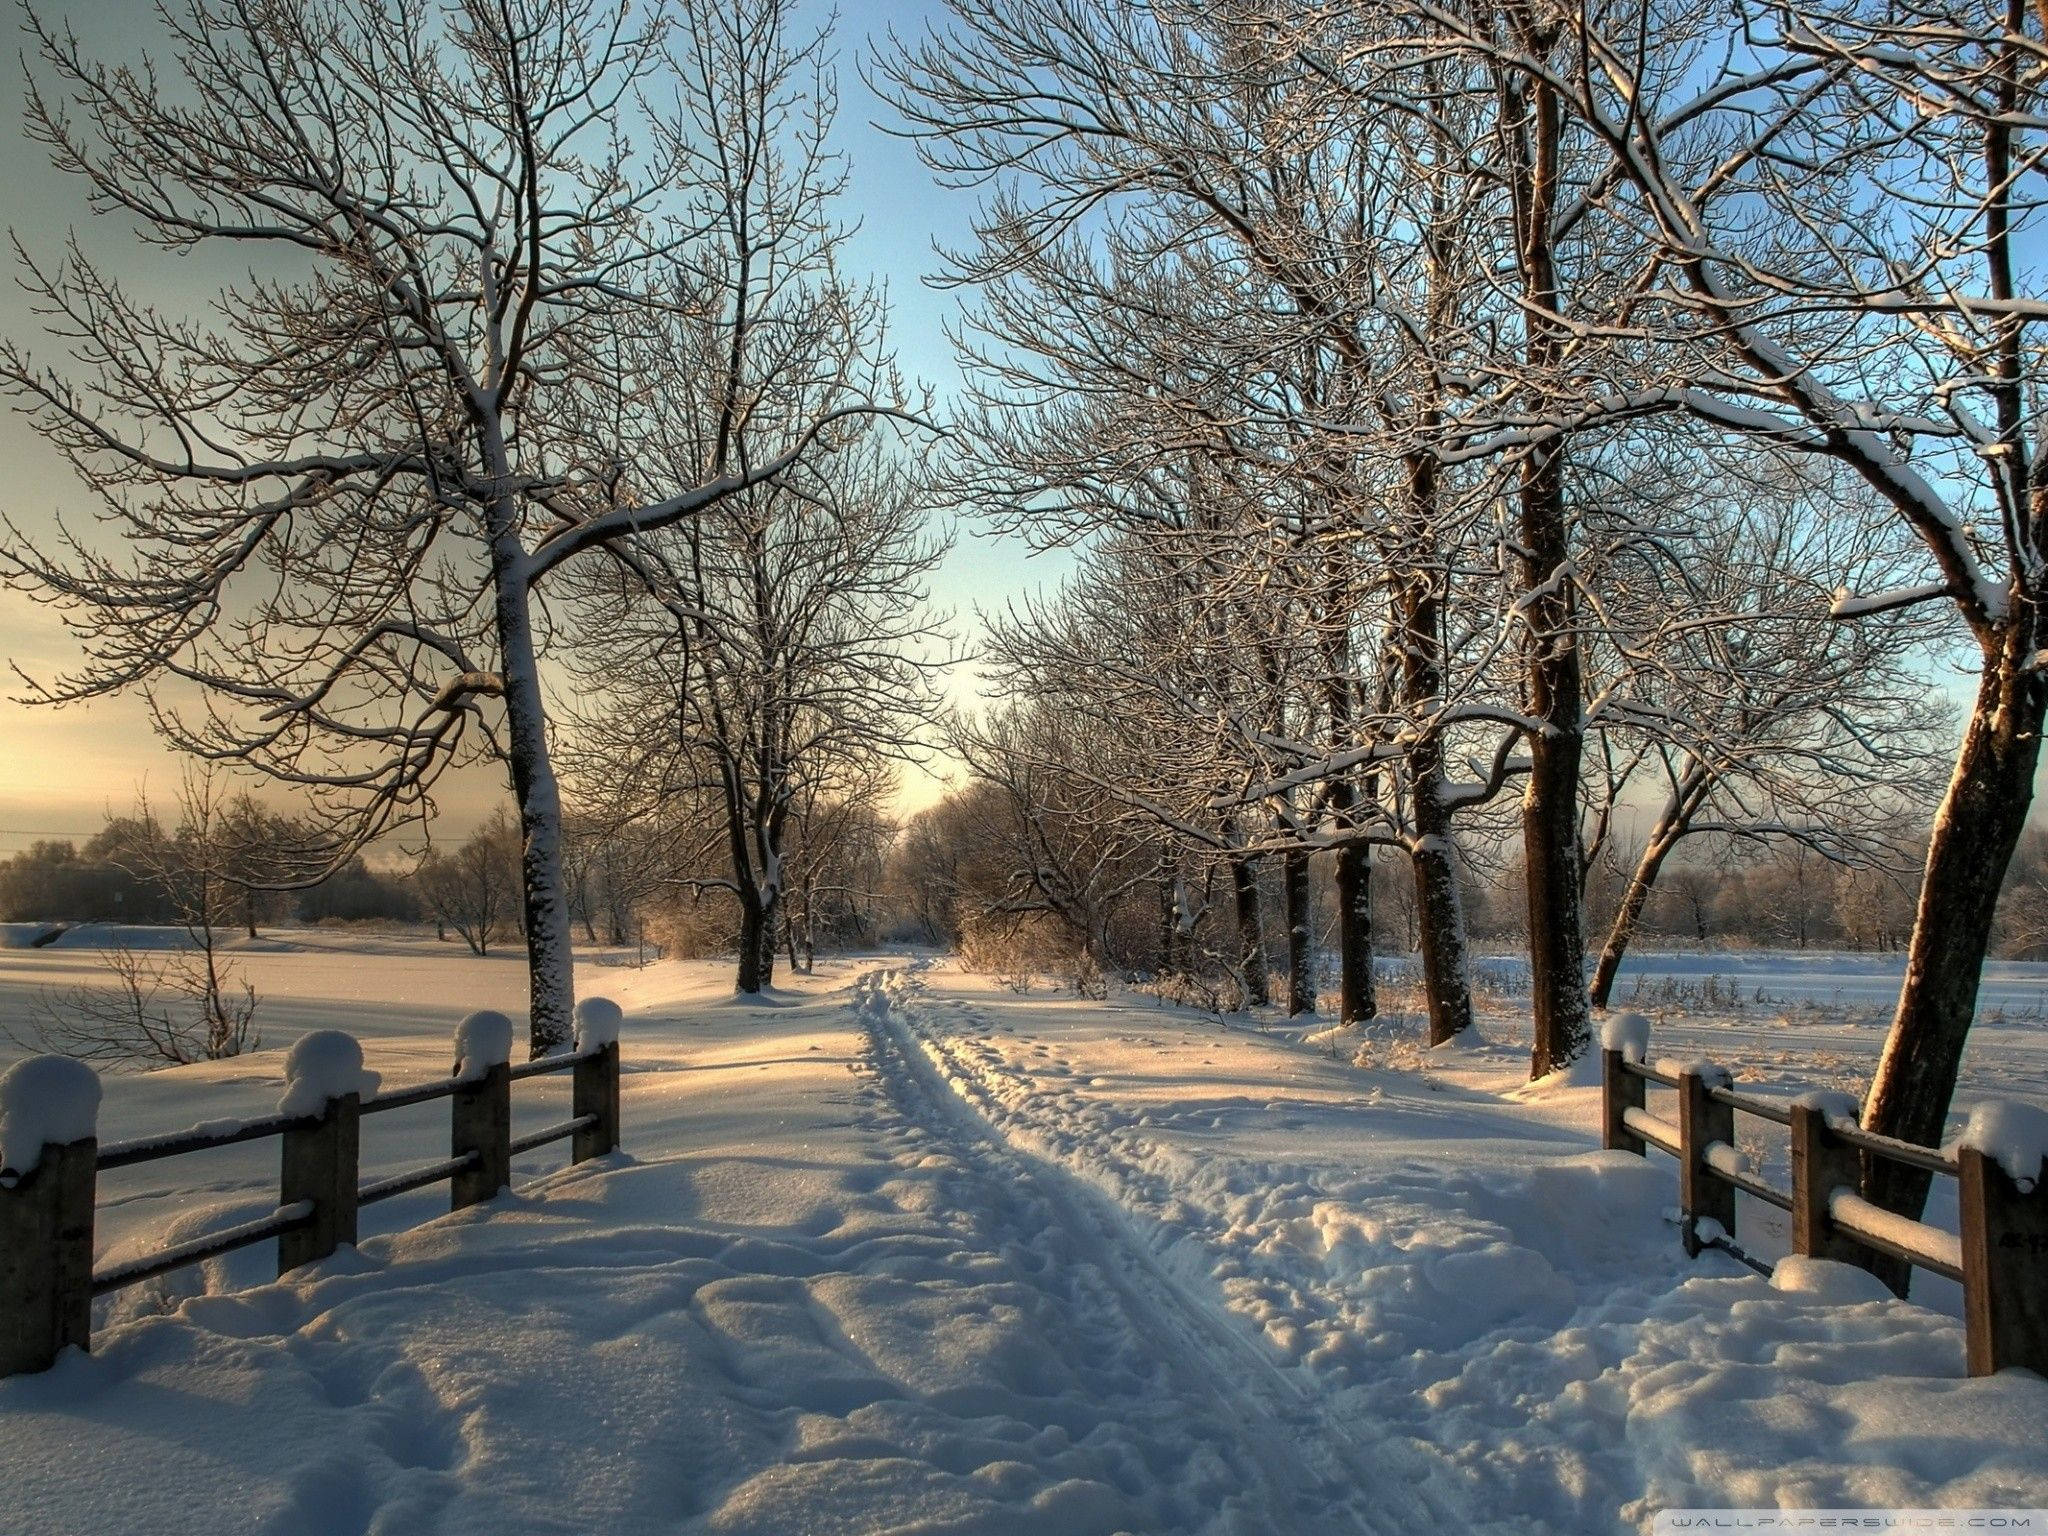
1513;1047;1605;1094
1770;1256;1898;1304
1704;1140;1751;1179
1623;1104;1682;1151
0;1055;101;1175
1793;1089;1863;1123
451;1011;513;1083
42;924;204;952
1601;1009;1652;1062
1828;580;1952;620
1951;1099;2048;1191
573;994;623;1050
1828;1190;1965;1276
0;940;2044;1533
1654;1056;1732;1088
277;1031;380;1116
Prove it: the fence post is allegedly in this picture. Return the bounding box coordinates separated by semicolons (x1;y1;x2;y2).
0;1056;101;1378
571;997;623;1164
0;1140;97;1379
1958;1146;2048;1377
279;1094;360;1276
1678;1067;1736;1257
1790;1100;1866;1269
450;1012;513;1210
1602;1049;1644;1155
451;1062;511;1210
573;1042;621;1163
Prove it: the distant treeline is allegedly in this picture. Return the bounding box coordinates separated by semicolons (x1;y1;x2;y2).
885;785;2048;993
0;823;417;928
11;800;2046;978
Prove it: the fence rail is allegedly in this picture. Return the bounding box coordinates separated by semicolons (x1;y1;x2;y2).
0;1007;624;1379
1601;1031;2045;1376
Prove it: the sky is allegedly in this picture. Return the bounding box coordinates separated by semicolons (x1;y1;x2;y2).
0;0;1059;855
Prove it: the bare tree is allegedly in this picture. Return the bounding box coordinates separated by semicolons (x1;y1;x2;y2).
1578;455;1950;1005
0;0;904;1053
882;2;1584;1052
1415;0;2048;1262
573;441;947;992
550;0;943;995
948;704;1169;981
10;771;258;1066
416;808;521;957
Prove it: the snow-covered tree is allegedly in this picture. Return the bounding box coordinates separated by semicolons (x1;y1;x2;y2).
0;0;902;1052
1424;0;2048;1263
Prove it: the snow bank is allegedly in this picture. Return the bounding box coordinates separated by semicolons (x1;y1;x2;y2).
1508;1046;1604;1096
1951;1099;2048;1190
277;1031;379;1116
43;924;193;951
1599;1009;1651;1062
451;1010;513;1083
1770;1255;1897;1304
573;995;622;1051
0;1056;102;1176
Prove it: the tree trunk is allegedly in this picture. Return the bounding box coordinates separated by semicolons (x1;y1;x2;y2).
484;490;575;1057
1334;841;1375;1025
1231;856;1269;1009
1158;874;1181;975
1499;27;1590;1080
1283;847;1315;1016
1588;831;1677;1012
1861;646;2046;1291
1522;715;1590;1076
736;892;780;994
1390;487;1473;1046
1409;785;1474;1046
243;887;258;941
1588;771;1709;1010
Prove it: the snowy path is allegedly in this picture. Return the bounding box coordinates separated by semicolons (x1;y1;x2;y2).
855;968;1452;1535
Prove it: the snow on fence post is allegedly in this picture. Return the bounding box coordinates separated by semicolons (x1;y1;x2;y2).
0;1057;101;1377
572;998;623;1163
1599;1013;1650;1156
1955;1102;2048;1376
1677;1065;1735;1258
1790;1097;1868;1274
277;1032;373;1275
451;1012;514;1210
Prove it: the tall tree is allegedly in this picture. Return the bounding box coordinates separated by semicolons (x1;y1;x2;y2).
0;0;899;1052
1442;0;2048;1265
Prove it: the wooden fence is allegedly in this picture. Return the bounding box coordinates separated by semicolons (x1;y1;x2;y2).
1602;1038;2046;1376
0;1022;622;1379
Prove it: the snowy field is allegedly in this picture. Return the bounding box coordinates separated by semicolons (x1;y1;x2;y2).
0;936;2044;1533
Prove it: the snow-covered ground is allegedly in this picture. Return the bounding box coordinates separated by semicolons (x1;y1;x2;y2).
1464;947;2048;1018
1;940;2044;1533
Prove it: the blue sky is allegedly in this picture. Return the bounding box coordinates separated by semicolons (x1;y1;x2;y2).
0;0;1055;850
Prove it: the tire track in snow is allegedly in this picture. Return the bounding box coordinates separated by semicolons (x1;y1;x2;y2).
852;965;1456;1536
